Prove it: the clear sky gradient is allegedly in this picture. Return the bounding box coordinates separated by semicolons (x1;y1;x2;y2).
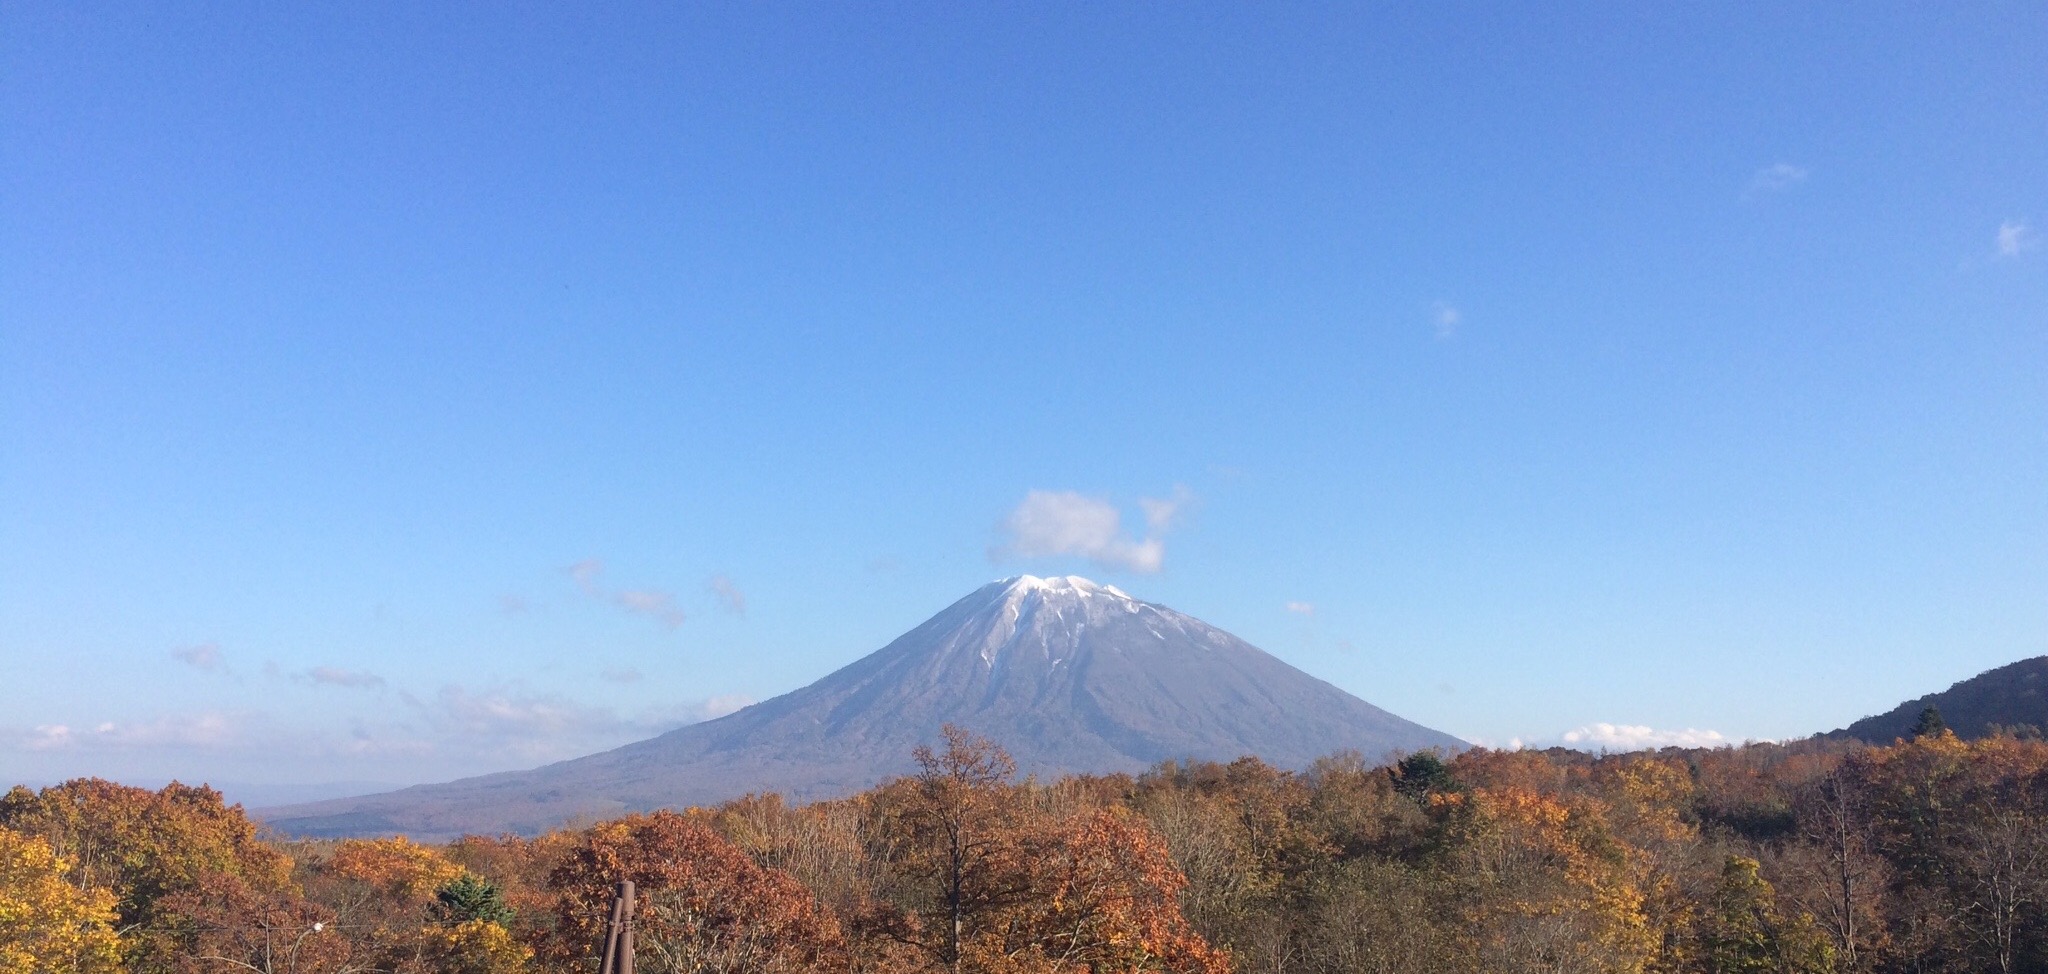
4;3;2044;800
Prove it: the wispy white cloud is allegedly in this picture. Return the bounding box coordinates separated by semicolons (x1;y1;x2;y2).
300;667;386;690
1138;484;1195;533
433;686;619;739
600;667;643;684
1997;220;2034;257
992;488;1192;574
17;712;243;752
568;558;605;595
697;695;752;720
567;559;686;629
707;574;747;617
1747;162;1808;194
616;590;686;629
172;643;227;673
3;683;753;784
23;725;73;750
1556;723;1730;751
1431;302;1460;340
415;684;749;760
1285;601;1316;616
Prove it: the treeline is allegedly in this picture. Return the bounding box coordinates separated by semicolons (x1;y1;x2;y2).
5;723;2048;974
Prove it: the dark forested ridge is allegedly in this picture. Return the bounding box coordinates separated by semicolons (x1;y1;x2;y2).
1830;656;2048;743
11;728;2048;974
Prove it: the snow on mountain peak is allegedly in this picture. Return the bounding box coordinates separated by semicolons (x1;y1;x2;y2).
954;575;1149;668
996;574;1132;600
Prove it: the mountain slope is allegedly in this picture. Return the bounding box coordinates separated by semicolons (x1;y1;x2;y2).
263;576;1464;839
1830;656;2048;743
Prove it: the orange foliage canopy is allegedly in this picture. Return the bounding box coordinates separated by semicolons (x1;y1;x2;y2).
544;810;847;974
990;808;1230;974
323;836;465;903
867;727;1229;974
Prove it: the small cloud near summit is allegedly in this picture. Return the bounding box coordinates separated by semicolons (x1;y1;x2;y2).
992;488;1192;574
1285;601;1315;616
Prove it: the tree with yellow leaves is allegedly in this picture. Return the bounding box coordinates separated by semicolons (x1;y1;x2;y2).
1431;787;1657;974
321;837;465;904
409;919;531;974
0;780;292;973
0;826;121;974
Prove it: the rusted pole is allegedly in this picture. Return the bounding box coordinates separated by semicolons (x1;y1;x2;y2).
617;880;635;974
597;888;624;974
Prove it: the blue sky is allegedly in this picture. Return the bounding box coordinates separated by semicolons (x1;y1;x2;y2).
3;3;2044;800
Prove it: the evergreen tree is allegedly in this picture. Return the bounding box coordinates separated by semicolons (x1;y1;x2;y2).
1910;705;1947;740
1390;751;1455;801
433;873;514;926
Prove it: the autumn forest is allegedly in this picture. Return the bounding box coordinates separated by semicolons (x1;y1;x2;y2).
7;724;2048;974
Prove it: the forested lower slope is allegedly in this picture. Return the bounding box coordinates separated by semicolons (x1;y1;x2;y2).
9;727;2048;974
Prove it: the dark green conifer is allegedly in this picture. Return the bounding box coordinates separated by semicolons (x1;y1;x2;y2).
432;873;514;926
1909;705;1947;739
1390;751;1455;800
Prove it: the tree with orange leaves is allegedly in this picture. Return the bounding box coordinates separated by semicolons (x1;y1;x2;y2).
1854;732;2048;974
155;872;359;974
996;808;1229;974
544;810;847;974
894;725;1033;974
866;728;1226;974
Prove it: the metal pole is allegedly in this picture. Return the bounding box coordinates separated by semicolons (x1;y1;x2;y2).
598;889;624;974
617;880;635;974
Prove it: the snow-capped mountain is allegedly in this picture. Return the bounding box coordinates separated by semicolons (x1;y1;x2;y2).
264;576;1464;838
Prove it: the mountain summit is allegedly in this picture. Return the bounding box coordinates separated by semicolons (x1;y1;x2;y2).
264;575;1464;838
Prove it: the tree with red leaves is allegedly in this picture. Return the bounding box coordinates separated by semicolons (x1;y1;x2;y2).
544;810;847;974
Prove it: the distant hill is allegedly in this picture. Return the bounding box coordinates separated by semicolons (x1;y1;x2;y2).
261;575;1464;840
1830;656;2048;743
